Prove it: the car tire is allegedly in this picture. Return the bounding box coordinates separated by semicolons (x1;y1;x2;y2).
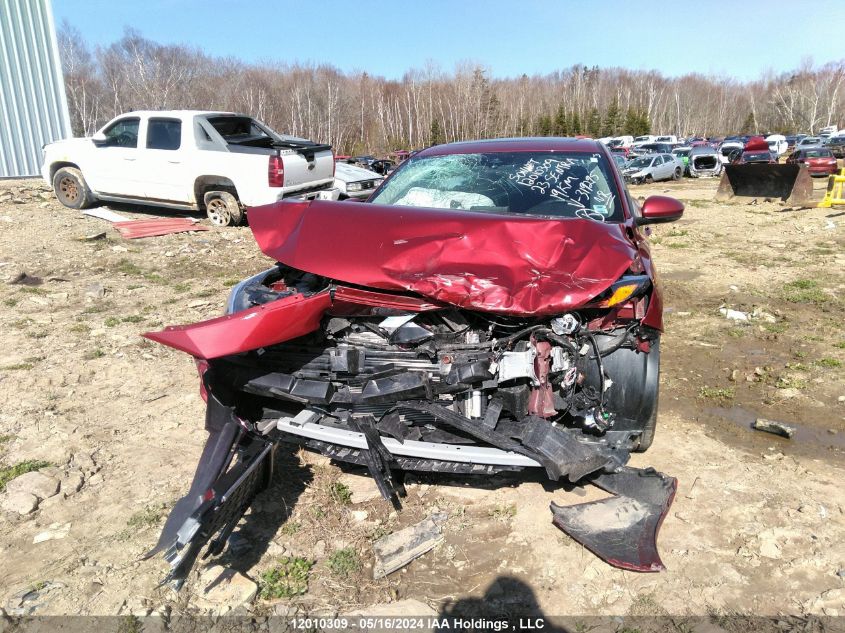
644;174;654;184
583;337;660;452
204;191;243;227
52;167;95;209
673;167;682;180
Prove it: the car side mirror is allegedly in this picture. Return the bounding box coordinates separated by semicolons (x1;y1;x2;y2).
636;195;684;226
92;131;108;146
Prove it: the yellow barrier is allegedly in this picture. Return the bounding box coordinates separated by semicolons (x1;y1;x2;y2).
818;168;845;208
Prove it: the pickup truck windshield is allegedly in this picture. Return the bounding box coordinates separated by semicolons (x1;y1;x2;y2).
370;151;623;222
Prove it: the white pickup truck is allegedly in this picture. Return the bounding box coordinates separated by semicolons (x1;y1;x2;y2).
41;110;337;226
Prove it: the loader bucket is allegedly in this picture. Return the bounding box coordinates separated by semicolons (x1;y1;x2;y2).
715;164;814;206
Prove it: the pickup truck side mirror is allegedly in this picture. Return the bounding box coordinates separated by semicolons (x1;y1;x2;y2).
91;131;108;146
635;195;684;226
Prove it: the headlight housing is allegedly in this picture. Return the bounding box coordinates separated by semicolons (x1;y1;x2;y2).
347;182;363;192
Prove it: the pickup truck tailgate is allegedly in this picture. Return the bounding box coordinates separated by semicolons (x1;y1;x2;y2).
276;142;334;192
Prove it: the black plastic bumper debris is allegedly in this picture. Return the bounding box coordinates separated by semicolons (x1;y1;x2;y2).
550;467;676;572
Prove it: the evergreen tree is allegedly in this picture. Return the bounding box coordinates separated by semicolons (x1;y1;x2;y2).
570;111;583;135
602;97;622;137
623;108;651;136
535;114;553;136
429;118;444;146
740;112;756;134
553;104;569;136
587;107;601;138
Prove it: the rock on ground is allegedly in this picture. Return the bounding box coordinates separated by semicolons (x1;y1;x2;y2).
192;565;258;615
1;491;39;515
5;472;60;501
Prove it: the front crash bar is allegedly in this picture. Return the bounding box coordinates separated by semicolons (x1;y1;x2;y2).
275;415;541;467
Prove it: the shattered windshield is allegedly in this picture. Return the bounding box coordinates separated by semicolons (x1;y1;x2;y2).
370;151;623;222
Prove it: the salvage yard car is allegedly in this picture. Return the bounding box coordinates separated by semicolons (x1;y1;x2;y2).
688;145;723;177
143;137;684;584
41;110;337;226
333;161;384;199
622;152;683;183
786;147;840;176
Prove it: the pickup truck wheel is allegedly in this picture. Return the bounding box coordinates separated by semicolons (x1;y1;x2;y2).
53;167;95;209
204;191;242;227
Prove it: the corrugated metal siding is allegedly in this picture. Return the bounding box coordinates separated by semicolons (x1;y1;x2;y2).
0;0;71;178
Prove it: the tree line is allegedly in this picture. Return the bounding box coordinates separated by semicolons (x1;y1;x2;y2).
59;25;845;155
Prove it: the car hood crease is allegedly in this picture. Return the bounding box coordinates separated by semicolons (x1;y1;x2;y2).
248;200;637;315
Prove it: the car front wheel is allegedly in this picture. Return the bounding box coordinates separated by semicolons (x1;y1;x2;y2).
52;167;95;209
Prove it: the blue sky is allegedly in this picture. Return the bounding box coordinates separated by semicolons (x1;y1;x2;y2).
54;0;845;80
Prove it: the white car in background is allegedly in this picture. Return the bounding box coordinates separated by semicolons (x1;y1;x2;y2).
333;161;384;200
765;134;788;156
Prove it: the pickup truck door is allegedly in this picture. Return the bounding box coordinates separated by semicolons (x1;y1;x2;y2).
85;117;146;197
137;117;193;204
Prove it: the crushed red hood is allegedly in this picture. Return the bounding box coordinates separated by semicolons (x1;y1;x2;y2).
247;199;638;316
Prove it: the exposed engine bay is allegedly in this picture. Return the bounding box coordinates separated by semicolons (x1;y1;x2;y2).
218;264;659;480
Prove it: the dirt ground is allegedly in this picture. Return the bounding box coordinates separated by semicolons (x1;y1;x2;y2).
0;173;843;624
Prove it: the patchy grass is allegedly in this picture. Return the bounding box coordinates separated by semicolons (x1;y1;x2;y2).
665;241;689;249
814;357;842;369
193;288;217;298
327;548;361;579
776;376;808;390
10;318;34;329
69;323;90;334
280;521;301;536
782;279;829;305
83;348;106;360
666;229;690;237
4;298;18;307
26;330;48;339
329;482;352;505
173;282;191;293
1;362;35;370
0;460;53;492
763;322;789;334
258;557;313;599
126;504;167;530
834;342;845;350
698;386;735;400
82;302;112;314
0;434;13;447
105;315;145;328
116;259;143;276
489;503;517;522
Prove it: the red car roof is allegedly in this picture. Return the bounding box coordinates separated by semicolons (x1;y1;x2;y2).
417;137;604;157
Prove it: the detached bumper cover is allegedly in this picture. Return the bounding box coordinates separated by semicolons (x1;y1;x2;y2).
550;467;676;572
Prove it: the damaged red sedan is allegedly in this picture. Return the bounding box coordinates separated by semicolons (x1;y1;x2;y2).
143;138;684;585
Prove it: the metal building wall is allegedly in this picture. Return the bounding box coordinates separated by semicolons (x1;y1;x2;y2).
0;0;71;178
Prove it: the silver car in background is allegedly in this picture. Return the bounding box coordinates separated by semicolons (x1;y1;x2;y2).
621;153;684;184
688;145;723;178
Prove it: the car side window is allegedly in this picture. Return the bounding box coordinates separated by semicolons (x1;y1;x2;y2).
101;118;140;148
147;118;182;151
653;155;663;165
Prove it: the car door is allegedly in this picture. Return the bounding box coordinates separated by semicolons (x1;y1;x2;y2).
85;117;145;197
650;155;664;179
137;117;192;204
